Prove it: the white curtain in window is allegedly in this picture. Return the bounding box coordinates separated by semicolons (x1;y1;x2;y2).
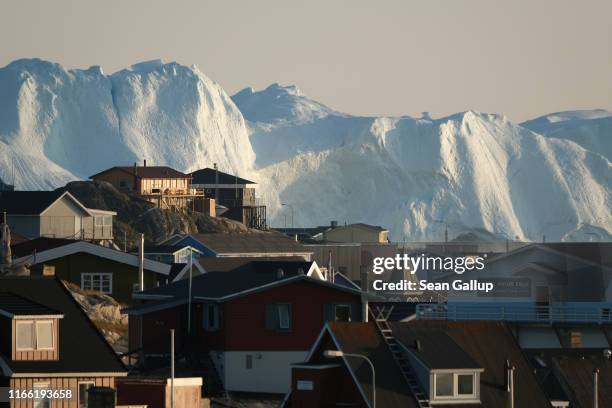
36;321;53;349
16;322;34;349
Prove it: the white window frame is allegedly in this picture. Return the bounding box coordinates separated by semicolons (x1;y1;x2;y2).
278;304;291;329
15;320;35;351
35;320;54;350
78;381;96;408
431;371;480;403
81;273;113;294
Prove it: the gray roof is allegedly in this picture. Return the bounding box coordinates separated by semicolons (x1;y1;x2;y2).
198;256;309;273
136;260;317;300
391;327;481;370
0;292;62;317
190;168;255;185
191;232;312;255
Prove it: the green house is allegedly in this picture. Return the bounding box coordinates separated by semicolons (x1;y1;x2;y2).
11;238;171;304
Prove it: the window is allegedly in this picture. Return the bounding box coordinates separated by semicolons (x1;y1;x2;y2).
203;304;219;331
297;380;314;391
278;304;290;329
78;382;95;408
246;354;253;369
16;321;34;350
457;374;474;395
435;373;454;397
36;321;54;350
81;273;112;294
33;383;50;408
433;372;478;401
95;215;113;227
335;305;352;322
16;321;55;351
119;179;128;188
266;303;292;330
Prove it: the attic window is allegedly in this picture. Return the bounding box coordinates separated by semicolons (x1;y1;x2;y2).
432;372;479;402
16;320;54;351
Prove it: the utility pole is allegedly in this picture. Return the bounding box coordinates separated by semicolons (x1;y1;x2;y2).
187;249;193;334
138;234;144;291
170;329;175;408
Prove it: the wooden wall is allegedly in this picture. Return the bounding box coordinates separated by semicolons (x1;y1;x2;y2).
12;319;59;361
9;377;115;408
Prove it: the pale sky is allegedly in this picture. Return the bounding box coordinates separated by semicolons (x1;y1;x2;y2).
1;0;611;122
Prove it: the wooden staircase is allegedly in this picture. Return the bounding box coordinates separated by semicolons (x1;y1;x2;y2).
371;305;431;408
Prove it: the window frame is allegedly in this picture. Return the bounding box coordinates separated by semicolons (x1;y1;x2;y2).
81;273;113;294
15;320;35;351
431;371;479;402
78;381;96;408
277;303;291;330
35;320;54;350
334;304;352;322
203;304;219;331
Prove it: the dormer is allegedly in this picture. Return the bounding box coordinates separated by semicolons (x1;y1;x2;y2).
0;292;63;361
400;329;484;404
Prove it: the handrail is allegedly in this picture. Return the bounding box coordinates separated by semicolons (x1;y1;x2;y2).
416;302;612;324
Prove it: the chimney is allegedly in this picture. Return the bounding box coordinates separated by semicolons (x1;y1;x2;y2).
276;268;284;279
138;234;144;291
143;159;147;167
133;162;138;175
594;368;599;408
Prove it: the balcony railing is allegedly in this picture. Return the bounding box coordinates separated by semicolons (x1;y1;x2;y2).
416;302;612;324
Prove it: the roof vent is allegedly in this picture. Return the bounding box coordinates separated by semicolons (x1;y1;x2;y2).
277;268;285;279
604;349;612;359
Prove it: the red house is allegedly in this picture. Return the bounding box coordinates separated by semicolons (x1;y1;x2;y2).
124;260;365;394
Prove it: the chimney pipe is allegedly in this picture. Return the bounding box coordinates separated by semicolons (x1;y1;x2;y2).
138;234;144;291
594;368;599;408
144;159;147;167
508;365;515;408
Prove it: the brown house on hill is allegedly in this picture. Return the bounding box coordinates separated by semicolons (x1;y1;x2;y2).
190;166;266;229
90;161;200;210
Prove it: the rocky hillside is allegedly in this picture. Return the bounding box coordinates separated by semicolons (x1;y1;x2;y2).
59;180;254;248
